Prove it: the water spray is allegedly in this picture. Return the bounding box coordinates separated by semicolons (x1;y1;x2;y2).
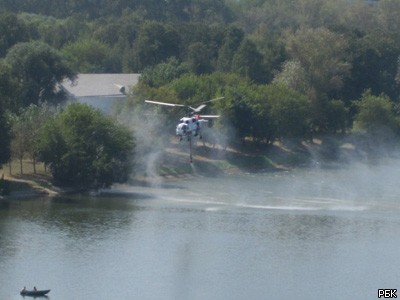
189;136;193;163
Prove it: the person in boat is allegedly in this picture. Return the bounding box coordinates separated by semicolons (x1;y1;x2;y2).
21;287;27;293
33;286;37;291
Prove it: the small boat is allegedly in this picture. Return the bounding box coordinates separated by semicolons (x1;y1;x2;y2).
20;289;50;297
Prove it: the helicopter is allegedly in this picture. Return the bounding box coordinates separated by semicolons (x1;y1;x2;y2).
144;97;223;141
144;97;224;162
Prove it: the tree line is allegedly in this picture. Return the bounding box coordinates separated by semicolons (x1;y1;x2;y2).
1;0;400;188
130;69;400;147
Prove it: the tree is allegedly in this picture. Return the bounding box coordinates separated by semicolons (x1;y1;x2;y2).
132;21;181;71
218;79;260;143
186;42;213;75
29;14;86;49
139;58;190;88
276;27;351;133
377;0;400;38
37;103;134;189
281;27;351;99
342;32;400;102
324;99;348;134
4;41;76;107
0;62;19;112
0;111;11;166
10;103;54;173
8;112;29;174
352;90;400;152
353;90;398;135
217;26;244;72
62;38;115;72
273;60;308;94
263;84;311;140
232;39;266;83
92;12;143;47
250;29;286;83
0;12;31;57
0;63;14;166
341;0;377;34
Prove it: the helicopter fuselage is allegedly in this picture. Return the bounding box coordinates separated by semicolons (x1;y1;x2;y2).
176;116;208;140
144;98;221;146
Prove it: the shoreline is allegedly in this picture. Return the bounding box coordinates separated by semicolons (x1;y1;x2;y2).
1;174;60;199
0;137;371;200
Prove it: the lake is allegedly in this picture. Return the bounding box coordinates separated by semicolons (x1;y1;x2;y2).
1;160;400;299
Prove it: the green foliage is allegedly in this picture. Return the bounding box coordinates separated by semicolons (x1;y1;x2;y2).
137;70;314;144
3;0;400;147
353;90;399;134
28;14;86;49
7;103;54;173
217;26;244;72
219;82;312;143
343;32;400;102
0;62;19;112
91;12;143;46
4;41;76;107
282;27;351;97
186;42;213;75
8;110;31;173
0;111;11;165
273;60;308;94
231;39;266;83
377;0;400;38
37;103;134;189
275;27;351;133
170;73;208;103
168;72;227;106
62;39;116;72
250;31;285;83
217;79;259;141
324;99;348;134
0;12;31;57
262;84;311;140
139;58;190;88
132;21;181;71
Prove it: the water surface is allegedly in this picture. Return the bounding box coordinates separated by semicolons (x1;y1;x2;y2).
1;161;400;299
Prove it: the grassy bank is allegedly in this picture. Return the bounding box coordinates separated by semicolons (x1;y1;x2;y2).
133;139;316;180
1;136;361;197
1;160;59;198
136;135;366;180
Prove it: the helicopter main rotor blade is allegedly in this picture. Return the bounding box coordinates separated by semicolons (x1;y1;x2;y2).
146;97;224;113
145;100;185;107
201;96;225;104
190;104;207;112
198;115;220;118
190;97;225;113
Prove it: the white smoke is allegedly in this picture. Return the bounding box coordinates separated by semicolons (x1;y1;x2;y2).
115;100;170;186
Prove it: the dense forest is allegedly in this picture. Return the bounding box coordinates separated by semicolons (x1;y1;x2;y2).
1;0;400;186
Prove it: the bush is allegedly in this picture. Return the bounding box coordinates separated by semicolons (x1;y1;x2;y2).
37;103;135;189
